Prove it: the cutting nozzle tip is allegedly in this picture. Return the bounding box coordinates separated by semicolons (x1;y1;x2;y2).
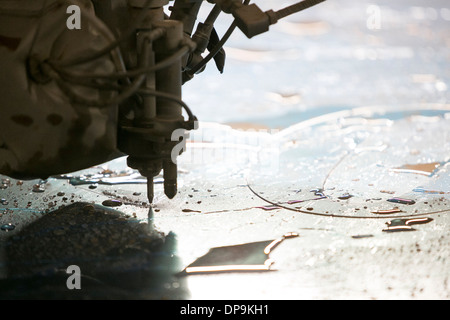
147;178;154;203
164;183;177;199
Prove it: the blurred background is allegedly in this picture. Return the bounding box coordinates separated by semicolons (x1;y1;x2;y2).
184;0;449;128
0;0;449;300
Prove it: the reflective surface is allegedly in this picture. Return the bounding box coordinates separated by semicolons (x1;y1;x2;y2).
1;0;450;299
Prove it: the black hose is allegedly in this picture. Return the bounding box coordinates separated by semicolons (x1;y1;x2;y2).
275;0;326;20
188;0;251;75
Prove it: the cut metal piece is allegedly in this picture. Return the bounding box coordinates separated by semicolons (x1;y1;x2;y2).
179;232;299;275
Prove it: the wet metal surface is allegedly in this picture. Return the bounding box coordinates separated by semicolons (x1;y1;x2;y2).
0;0;450;299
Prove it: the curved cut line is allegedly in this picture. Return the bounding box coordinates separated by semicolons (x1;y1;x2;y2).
246;182;450;220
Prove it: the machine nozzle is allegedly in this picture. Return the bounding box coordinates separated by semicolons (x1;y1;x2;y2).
147;176;154;204
163;159;177;199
